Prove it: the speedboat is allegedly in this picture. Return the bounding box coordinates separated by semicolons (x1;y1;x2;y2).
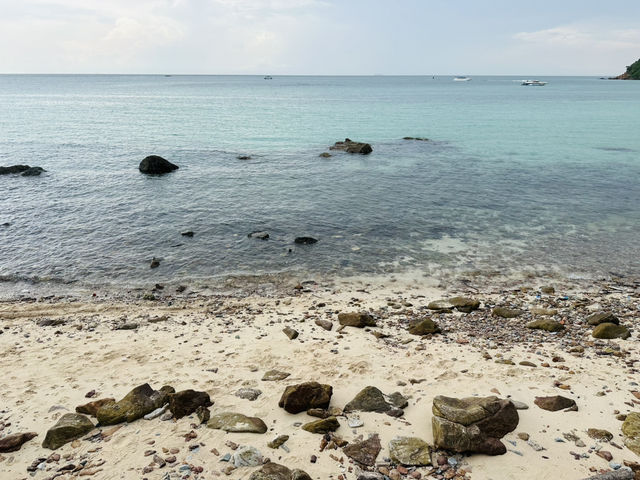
521;79;547;86
453;76;471;82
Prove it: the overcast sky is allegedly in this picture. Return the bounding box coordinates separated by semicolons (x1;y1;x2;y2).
1;0;639;75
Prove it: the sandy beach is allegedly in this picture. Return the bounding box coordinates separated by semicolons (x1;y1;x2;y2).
0;273;639;480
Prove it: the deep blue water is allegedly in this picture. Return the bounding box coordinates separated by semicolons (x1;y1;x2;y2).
1;75;639;289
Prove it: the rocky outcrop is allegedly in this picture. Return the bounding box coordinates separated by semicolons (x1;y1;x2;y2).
388;436;431;466
431;395;519;455
96;384;174;425
0;165;45;176
42;413;94;450
343;434;381;466
592;323;630;339
248;231;270;240
338;312;376;328
207;412;267;433
0;432;38;452
610;58;640;80
330;138;373;154
138;155;179;174
249;463;312;480
168;389;212;419
622;412;640;455
278;382;333;414
408;318;441;335
534;395;577;411
344;386;407;416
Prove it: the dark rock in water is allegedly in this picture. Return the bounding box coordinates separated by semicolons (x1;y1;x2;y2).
586;311;618;326
1;222;9;227
138;155;179;174
169;389;213;419
249;463;312;480
343;434;381;466
0;165;30;174
492;307;524;318
534;395;577;411
248;231;270;240
403;137;430;141
330;138;373;155
319;152;332;158
431;396;518;455
592;323;630;339
181;231;194;237
76;398;116;417
21;167;45;176
0;432;38;452
42;413;94;450
237;155;252;160
338;312;376;328
301;416;340;434
526;319;565;332
294;236;317;245
278;381;333;414
150;257;160;269
408;318;441;335
96;384;174;425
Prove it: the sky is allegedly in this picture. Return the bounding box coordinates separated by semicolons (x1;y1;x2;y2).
0;0;639;75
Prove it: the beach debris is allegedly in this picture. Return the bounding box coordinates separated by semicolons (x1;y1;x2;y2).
278;382;333;414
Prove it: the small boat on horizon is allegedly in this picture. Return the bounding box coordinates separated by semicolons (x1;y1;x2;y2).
521;79;547;86
264;75;273;80
453;76;471;82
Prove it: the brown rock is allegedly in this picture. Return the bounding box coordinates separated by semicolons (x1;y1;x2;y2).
343;434;381;466
337;312;376;328
0;432;38;452
75;398;116;417
534;395;577;411
278;382;333;414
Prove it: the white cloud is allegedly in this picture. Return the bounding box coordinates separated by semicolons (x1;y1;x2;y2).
515;25;640;50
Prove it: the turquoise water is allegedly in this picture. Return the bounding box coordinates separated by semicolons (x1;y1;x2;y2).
1;75;639;288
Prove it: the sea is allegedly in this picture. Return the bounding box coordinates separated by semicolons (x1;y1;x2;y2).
1;75;639;294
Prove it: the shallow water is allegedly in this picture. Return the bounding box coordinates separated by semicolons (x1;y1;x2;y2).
1;75;639;289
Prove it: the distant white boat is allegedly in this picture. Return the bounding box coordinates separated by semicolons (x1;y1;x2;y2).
521;79;547;86
453;76;471;82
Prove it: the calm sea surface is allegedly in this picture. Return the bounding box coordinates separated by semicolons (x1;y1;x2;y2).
1;75;639;290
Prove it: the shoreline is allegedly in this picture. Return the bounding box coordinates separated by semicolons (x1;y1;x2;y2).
0;274;638;479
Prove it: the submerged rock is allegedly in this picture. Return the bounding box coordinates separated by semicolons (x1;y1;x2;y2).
248;231;270;240
21;166;46;176
338;312;376;328
278;382;333;414
207;412;267;433
330;138;373;154
388;436;431;466
592;323;630;339
0;432;38;452
0;165;30;174
96;384;174;425
138;155;179;174
42;413;94;450
294;236;318;245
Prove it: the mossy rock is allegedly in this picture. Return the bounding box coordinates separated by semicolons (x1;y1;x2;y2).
526;319;565;332
96;384;173;425
408;318;441;335
492;307;524;318
301;416;340;434
207;412;267;433
586;311;618;326
592;323;630;339
388;436;431;466
42;413;94;450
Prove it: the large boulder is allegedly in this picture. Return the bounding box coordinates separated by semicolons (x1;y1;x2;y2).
343;434;381;466
207;412;267;433
0;432;38;452
138;155;179;174
431;396;518;455
42;413;94;450
622;412;640;456
249;463;312;480
592;323;631;339
388;436;431;466
96;384;174;425
533;395;577;411
586;312;619;326
343;386;406;416
329;138;373;155
338;312;376;328
278;382;332;414
169;389;212;419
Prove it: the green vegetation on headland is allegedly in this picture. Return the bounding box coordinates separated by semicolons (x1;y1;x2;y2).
611;58;640;79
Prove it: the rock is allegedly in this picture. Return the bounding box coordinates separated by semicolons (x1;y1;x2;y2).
283;327;299;339
0;165;30;174
294;236;318;245
278;382;333;414
587;428;613;441
526;319;565;332
343;434;381;466
96;384;174;425
408;318;441;335
268;435;289;449
249;463;312;480
388;437;431;466
207;412;267;433
586;312;619;326
319;152;332;158
0;432;38;452
169;389;212;419
150;258;160;269
21;167;46;176
196;406;210;424
237;155;252;160
233;446;262;467
403;137;430;141
330;138;373;154
517;432;530;441
114;322;138;330
138;155;179;174
248;231;270;240
235;388;262;401
338;312;376;328
387;392;409;409
592;323;631;339
492;307;524;318
181;231;194;237
534;395;577;411
541;286;555;294
431;396;519;455
262;370;291;381
622;412;640;455
531;307;558;316
344;386;393;413
42;413;94;450
427;297;479;313
511;400;529;410
301;416;340;433
37;318;66;327
75;398;116;417
315;319;333;331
